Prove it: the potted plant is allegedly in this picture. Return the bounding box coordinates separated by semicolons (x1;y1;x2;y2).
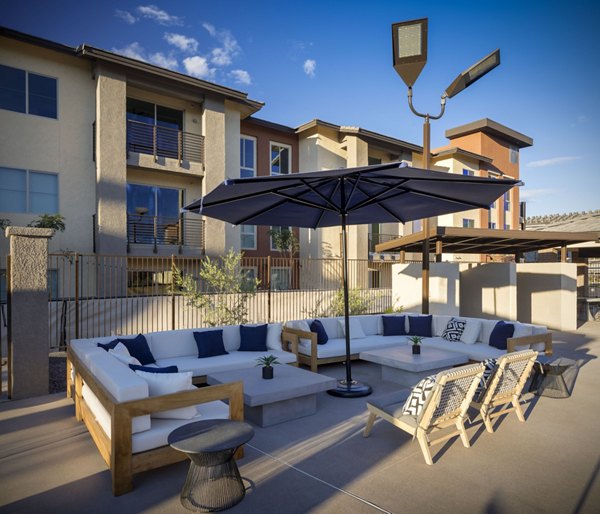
256;354;280;379
409;336;422;355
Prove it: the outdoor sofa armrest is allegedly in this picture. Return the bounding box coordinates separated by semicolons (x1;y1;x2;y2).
281;327;319;372
280;328;299;357
507;332;553;356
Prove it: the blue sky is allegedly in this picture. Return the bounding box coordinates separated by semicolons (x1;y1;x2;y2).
2;0;599;217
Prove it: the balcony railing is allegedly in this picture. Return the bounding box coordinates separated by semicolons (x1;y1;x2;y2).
126;119;205;164
127;214;205;253
368;233;400;253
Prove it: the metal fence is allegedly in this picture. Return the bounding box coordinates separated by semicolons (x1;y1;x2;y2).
46;254;394;350
588;259;600;297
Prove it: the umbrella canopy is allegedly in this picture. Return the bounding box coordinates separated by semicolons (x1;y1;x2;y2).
185;162;520;229
185;162;520;397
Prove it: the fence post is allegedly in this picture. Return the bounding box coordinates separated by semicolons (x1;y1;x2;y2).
267;256;271;322
171;254;176;330
75;253;80;340
5;227;54;399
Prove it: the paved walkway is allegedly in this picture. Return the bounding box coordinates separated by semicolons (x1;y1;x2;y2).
1;323;599;513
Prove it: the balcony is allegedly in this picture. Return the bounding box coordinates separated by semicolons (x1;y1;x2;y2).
126;119;205;169
126;214;205;254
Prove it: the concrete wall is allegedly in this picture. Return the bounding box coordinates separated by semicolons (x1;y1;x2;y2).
0;37;96;261
391;262;460;315
459;262;517;320
516;262;577;331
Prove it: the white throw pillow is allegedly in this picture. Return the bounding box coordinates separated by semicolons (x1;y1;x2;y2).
135;370;198;419
286;320;312;345
338;317;366;339
460;319;482;344
109;349;142;366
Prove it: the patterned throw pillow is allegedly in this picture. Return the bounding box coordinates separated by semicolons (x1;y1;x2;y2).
402;375;437;416
474;358;498;402
442;317;467;342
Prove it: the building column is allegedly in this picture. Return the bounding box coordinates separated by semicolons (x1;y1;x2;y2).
6;227;54;399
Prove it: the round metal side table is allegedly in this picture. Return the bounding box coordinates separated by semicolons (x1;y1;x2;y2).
168;419;254;512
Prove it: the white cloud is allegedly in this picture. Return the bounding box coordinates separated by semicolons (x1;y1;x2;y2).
115;10;136;24
183;56;215;80
203;24;240;67
112;42;147;62
520;188;558;201
230;69;251;85
149;52;178;70
526;156;581;168
164;33;198;53
303;59;316;77
137;4;182;25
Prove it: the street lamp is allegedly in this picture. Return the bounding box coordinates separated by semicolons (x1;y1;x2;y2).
391;17;500;313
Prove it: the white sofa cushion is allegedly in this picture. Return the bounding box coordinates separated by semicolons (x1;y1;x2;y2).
422;337;503;361
355;315;380;336
286;320;312;345
316;317;343;339
297;335;407;358
338;317;366;339
148;329;197;360
460;318;482;344
135;370;198;419
432;315;452;337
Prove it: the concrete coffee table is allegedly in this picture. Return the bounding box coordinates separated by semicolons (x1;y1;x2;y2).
206;365;337;427
360;346;469;387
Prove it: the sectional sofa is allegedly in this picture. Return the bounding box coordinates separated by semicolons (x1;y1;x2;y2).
67;322;296;495
281;313;553;372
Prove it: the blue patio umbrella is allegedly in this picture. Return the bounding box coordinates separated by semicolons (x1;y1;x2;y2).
184;162;520;397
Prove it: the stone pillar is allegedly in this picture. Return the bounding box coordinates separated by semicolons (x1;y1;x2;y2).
6;227;54;399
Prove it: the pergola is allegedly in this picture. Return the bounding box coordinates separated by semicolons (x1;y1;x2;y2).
375;226;600;311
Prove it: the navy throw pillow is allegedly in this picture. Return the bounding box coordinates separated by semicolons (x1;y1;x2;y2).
118;334;156;365
239;324;268;351
310;319;329;345
129;364;179;374
97;339;120;351
489;321;515;350
194;330;229;358
408;315;432;337
382;315;406;336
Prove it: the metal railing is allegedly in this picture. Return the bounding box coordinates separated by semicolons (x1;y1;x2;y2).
127;215;204;253
368;233;400;253
46;254;394;350
588;259;600;298
126;119;205;164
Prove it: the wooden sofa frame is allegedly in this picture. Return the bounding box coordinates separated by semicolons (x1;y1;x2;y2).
281;326;553;373
66;347;244;496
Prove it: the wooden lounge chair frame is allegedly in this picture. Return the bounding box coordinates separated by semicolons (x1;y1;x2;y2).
471;349;538;433
66;347;244;496
363;362;484;465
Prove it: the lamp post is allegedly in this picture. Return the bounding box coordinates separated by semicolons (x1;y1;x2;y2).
391;18;500;313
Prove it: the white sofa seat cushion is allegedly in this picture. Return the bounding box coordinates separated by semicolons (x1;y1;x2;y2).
422;337;503;360
298;335;408;358
131;401;229;454
155;349;296;376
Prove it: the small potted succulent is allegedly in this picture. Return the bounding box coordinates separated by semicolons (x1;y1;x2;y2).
409;335;423;355
256;354;280;379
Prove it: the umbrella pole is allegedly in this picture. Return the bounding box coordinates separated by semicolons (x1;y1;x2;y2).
327;212;372;398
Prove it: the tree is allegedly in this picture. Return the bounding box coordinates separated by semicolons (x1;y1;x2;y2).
172;248;260;326
267;227;299;260
27;214;66;232
306;287;376;318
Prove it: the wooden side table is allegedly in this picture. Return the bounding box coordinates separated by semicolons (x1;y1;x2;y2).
168;419;254;512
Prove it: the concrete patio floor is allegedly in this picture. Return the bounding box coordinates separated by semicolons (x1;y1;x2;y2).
1;323;599;514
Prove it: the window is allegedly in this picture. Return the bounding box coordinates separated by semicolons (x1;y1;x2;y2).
240;225;256;250
270;226;292;251
0;167;58;213
509;145;519;164
369;269;381;288
0;64;57;119
240;136;256;178
462;218;475;228
412;219;422;233
462;168;475;176
504;223;510;230
270;267;291;290
126;98;183;159
488;222;496;229
270;142;291;175
504;191;510;211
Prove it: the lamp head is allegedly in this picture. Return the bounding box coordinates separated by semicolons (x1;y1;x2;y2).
444;49;500;98
391;18;428;88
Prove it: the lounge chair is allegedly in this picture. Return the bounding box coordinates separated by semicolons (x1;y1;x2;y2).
470;349;538;433
363;362;484;465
